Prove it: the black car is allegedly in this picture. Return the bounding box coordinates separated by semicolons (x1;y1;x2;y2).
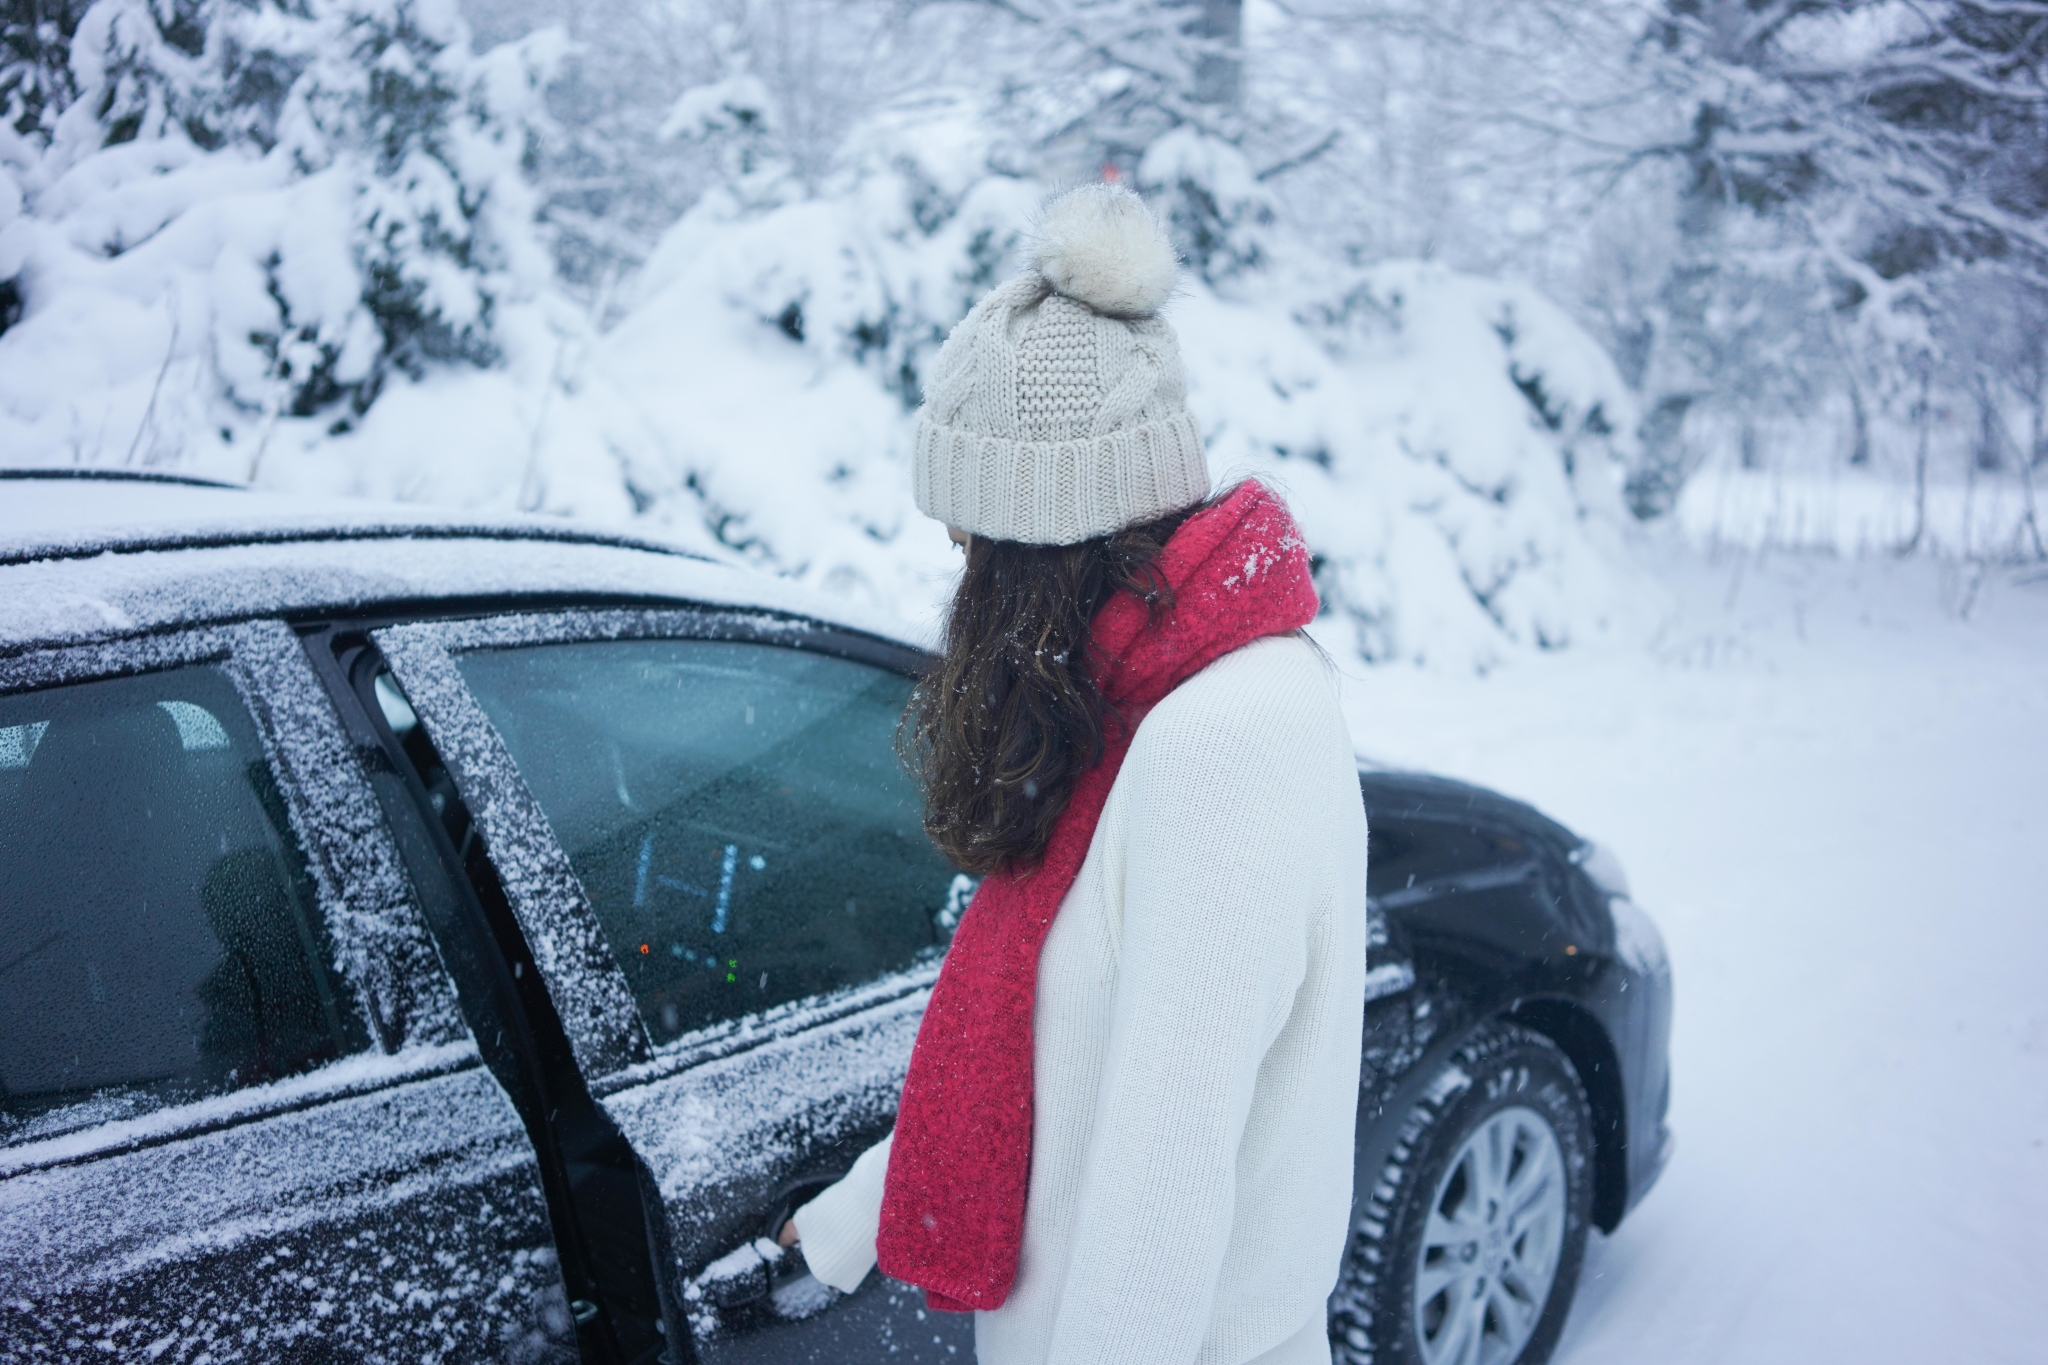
0;470;1670;1365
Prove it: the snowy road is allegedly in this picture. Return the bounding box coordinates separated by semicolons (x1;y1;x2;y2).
1329;544;2048;1365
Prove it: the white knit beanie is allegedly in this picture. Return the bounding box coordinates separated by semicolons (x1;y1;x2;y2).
911;183;1210;546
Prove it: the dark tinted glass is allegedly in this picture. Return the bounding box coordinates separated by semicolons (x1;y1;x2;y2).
0;667;366;1142
454;639;959;1045
1366;816;1533;899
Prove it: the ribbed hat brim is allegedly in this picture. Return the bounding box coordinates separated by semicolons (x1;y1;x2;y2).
913;411;1211;546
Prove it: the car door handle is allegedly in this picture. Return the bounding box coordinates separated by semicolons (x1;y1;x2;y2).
689;1236;791;1310
685;1232;842;1340
684;1176;850;1339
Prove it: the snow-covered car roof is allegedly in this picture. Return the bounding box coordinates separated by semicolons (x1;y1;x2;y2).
0;472;924;655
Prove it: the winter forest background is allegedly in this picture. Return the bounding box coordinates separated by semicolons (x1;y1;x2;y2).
5;0;2046;667
6;6;2048;1359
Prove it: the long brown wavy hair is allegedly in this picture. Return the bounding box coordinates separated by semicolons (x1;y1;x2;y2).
903;501;1214;874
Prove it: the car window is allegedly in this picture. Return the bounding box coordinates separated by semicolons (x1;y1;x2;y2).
0;666;367;1144
1366;816;1534;900
452;638;957;1045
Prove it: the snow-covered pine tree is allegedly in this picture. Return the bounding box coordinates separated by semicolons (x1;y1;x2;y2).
259;0;561;426
496;0;712;297
955;0;1307;284
2;0;92;146
0;0;560;473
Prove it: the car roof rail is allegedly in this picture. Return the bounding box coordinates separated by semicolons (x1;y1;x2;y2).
0;467;247;490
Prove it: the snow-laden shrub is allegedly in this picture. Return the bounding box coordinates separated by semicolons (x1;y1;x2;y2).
3;10;1656;667
1185;260;1649;669
530;100;1042;610
1137;127;1274;284
542;103;1652;664
0;0;562;480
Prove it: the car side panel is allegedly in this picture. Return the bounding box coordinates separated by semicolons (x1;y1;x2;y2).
0;1062;569;1363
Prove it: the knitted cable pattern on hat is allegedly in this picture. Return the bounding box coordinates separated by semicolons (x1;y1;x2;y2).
912;184;1210;545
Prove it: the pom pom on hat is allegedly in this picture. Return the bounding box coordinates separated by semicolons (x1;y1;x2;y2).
911;181;1208;543
1029;183;1178;320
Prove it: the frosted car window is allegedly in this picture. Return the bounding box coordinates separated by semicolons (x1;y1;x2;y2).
0;667;367;1142
453;640;955;1044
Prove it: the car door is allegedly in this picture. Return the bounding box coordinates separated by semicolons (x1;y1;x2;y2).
0;621;574;1363
377;607;977;1364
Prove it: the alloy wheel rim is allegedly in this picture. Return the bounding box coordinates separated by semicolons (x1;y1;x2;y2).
1413;1104;1567;1365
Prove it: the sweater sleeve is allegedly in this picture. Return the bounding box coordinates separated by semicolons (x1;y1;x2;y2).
1042;642;1343;1363
789;1131;892;1293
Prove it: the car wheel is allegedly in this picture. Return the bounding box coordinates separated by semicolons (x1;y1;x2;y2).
1331;1021;1594;1365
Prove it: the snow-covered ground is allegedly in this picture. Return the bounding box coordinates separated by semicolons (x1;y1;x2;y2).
1324;539;2048;1363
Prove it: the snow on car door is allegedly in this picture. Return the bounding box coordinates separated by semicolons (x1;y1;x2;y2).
0;622;573;1363
378;609;975;1363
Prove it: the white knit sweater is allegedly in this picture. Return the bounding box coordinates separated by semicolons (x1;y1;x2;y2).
794;633;1369;1365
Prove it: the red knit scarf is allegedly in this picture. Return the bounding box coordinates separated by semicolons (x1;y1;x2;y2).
875;480;1320;1312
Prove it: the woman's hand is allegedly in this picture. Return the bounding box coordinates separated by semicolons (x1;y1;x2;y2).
777;1218;800;1249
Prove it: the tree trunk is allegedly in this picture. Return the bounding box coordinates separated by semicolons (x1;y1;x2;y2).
1848;379;1870;467
1902;370;1930;555
2032;366;2046;470
1974;378;2005;472
2017;365;2046;559
1628;393;1696;519
1191;0;1241;106
2018;450;2046;561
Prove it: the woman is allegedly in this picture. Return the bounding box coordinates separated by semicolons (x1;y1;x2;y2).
784;183;1369;1365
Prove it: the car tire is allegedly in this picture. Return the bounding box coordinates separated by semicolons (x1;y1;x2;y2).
1331;1020;1595;1365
